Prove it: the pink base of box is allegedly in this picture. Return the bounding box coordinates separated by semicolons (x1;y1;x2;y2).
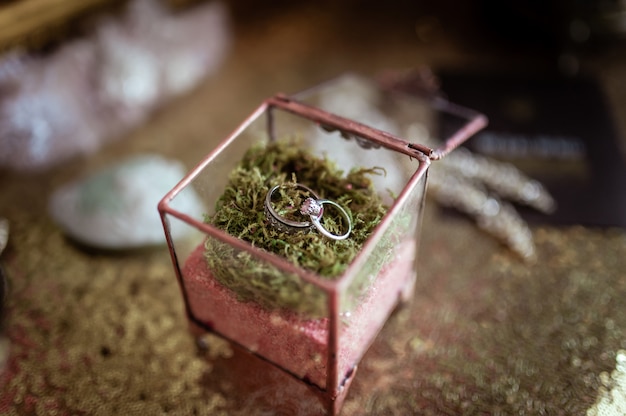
182;240;416;389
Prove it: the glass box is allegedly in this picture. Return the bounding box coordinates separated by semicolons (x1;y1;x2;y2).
158;73;486;414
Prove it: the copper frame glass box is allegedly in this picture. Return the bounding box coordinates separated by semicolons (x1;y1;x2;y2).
158;74;486;414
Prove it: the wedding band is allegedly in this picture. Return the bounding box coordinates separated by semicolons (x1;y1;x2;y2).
264;184;320;233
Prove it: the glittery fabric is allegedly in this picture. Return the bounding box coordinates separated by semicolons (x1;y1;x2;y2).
1;3;626;415
3;201;626;415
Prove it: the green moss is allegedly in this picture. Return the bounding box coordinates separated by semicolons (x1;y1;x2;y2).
203;138;390;316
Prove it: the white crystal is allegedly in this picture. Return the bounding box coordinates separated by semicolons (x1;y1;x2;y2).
0;0;230;172
49;154;204;249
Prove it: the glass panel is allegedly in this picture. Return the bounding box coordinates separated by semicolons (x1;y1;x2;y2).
164;107;349;390
336;164;428;385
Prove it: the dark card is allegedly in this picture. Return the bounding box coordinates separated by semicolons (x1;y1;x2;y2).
437;71;626;227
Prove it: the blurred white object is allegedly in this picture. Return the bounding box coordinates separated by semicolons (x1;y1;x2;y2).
0;44;104;170
48;154;205;249
95;0;230;127
0;0;230;172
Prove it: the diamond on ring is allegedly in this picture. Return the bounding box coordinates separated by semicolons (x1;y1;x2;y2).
300;197;323;217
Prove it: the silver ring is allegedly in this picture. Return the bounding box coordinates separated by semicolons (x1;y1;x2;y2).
264;183;352;240
264;184;320;233
300;197;352;240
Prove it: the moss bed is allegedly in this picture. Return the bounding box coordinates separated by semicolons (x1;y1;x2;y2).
203;139;389;316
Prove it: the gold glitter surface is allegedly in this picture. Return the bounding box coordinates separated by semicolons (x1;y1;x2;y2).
1;3;626;415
